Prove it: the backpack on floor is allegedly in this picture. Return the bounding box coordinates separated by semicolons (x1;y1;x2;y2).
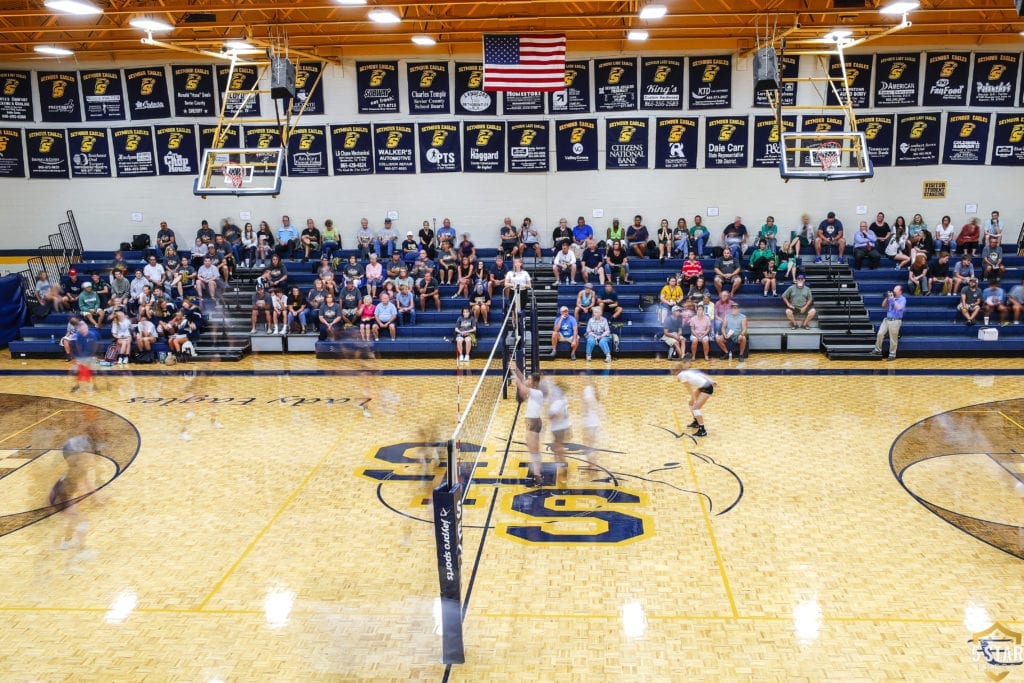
104;342;119;362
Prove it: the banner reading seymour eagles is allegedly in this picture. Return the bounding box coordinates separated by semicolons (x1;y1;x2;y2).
705;117;748;168
800;115;845;167
605;119;648;170
330;124;373;175
407;62;451;115
895;112;940;166
124;66;171;120
549;61;590;114
874;54;920;107
373;124;416;173
79;70;125;122
922;52;969;107
0;71;33;121
291;62;326;116
753;55;799;108
463;122;505;173
172;65;216;118
654;117;698;169
111;127;156;177
242;126;282;176
508;121;549;172
27;129;69;178
594;58;637;111
216;64;261;117
855;114;895;168
752;115;796;168
454;63;497;116
826;55;872;108
555;119;598;171
0;128;25;177
154;125;199;175
690;56;731;109
37;72;81;123
970;53;1020;107
68;128;111;178
418;122;461;173
942;112;989;165
356;61;399;114
640;57;684;110
991;114;1024;166
286;125;328;177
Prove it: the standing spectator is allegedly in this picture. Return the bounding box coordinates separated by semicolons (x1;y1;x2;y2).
1006;278;1024;325
584;306;613;362
689;215;710;257
853;220;881;270
300;218;321;263
519;217;541;260
156;221;177;256
956;217;981;257
982;281;1008;326
552;242;577;284
373;292;398;340
927;251;953;295
782;273;816;329
69;321;98;392
716;300;748;360
981;236;1006;281
626;215;649;259
873;285;906;361
549;306;579;360
276;215;298;257
713;246;743;296
958;278;983;326
814;211;846;262
454;306;476;362
378;218;399;258
249;284;272;334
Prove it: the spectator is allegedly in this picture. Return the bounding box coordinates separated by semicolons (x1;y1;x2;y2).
983;281;1008;326
373;292;398;340
1007;278;1024;325
606;217;626;244
957;278;982;326
871;212;893;256
401;231;419;266
499;217;520;258
907;253;929;295
78;281;104;327
681;251;703;288
907;213;928;247
416;271;441;312
888;226;911;270
110;310;132;364
573;216;594;253
713;246;743;296
196;219;215;245
927;251;953;296
553;242;577;285
488;254;510;298
454;255;475;298
165;309;195;358
364;253;383;298
656;218;673;263
597;282;622;321
661;305;687;360
338;279;361;326
519;217;541;260
249;284;272;334
604;240;631;284
722;216;748;256
255;221;274;267
575;283;597;322
378;218;399;258
411;250;436;282
156;221;177;256
59;316;81;361
195;256;221;301
267;253;288;290
457;233;476;263
505;258;533;303
239;223;257;268
469;281;490;325
579;239;605;285
549;306;579;360
395;284;416;326
672;218;689;258
135;313;157;355
853;220;881;270
716;300;748;361
437;244;458;285
384;252;404;281
981;236;1006;281
873;285;906;361
688;304;712;361
626;215;649;259
418;220;436;260
454;306;476;362
128;269;147;308
584;306;613;362
60;269;84;310
552;218;573;253
689;215;710;257
758;216;779;253
985;210;1003;243
300;218;321;263
356;218;375;260
437;217;457;252
314;292;340;340
748;238;775;281
786;213;815;255
275;216;297;257
659;276;684;323
286;285;308;333
815;211;846;262
782;273;816;329
687;275;711;301
933;215;955;254
221;218;242;263
957;217;981;257
713;291;733;337
89;272;111;308
143;253;166;287
33;271;61;314
776;242;798;283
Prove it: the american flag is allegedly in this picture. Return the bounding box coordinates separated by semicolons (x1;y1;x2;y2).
483;33;567;92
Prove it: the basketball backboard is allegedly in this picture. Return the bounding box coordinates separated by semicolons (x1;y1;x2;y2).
779;131;874;181
194;147;284;197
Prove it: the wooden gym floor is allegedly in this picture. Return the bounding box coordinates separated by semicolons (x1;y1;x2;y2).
0;352;1022;681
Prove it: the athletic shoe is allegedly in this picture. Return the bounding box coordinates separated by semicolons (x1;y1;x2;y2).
586;355;592;361
604;355;612;363
886;356;896;361
250;328;256;335
727;352;732;361
872;347;882;355
694;427;707;437
687;419;699;428
570;353;576;360
814;257;822;263
59;538;80;550
526;475;544;488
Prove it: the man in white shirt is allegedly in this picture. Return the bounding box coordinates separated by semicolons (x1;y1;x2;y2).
142;255;166;287
552;242;578;284
195;256;221;299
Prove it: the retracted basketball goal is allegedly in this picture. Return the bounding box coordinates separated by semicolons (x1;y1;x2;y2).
194;147;284;197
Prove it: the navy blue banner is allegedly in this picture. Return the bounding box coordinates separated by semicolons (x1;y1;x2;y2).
418;122;461;173
154;124;198;175
125;66;171;120
216;64;262;117
26;129;69;178
407;62;451;115
199;124;240;152
689;56;732;109
286;125;328;177
68;128;111;178
463;122;505;173
991;114;1024;166
330;124;374;175
80;70;125;121
0;71;33;121
37;72;81;123
753;54;799;108
826;56;872;108
874;54;920;107
374;123;416;173
595;58;638;112
111;127;156;177
704;116;748;168
0;128;26;177
356;61;399;114
508;121;550;172
641;57;684;110
432;483;465;665
800;115;845;166
752;115;797;168
605;118;648;170
291;62;326;116
895;112;941;166
549;61;591;114
855;114;895;168
970;53;1020;107
555;119;598;171
942;112;989;165
653;117;698;169
501;91;544;115
171;65;217;118
242;126;282;176
922;52;969;107
454;63;497;116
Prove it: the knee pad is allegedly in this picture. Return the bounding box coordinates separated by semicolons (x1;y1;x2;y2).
692;409;702;417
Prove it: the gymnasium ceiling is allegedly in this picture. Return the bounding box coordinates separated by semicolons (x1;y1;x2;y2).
1;0;1022;64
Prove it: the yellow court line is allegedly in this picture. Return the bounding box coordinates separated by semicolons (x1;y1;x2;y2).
998;411;1024;432
472;612;972;625
0;410;64;445
196;424;353;610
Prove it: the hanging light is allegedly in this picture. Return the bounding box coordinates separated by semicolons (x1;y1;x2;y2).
43;0;103;16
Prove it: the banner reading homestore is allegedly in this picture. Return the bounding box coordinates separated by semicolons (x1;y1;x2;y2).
653;117;698;169
605;119;648;170
508;121;549;172
463;122;505;173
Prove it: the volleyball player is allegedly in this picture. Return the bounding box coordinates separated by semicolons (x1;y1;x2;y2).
512;366;545;487
546;380;571;486
69;321;98;392
50;429;101;558
674;361;717;437
580;381;604;470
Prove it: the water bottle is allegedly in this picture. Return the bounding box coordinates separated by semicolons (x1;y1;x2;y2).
51;334;56;344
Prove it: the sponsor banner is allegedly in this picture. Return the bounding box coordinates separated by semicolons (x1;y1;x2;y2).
0;128;26;177
704;116;748;168
800;115;845;166
356;61;400;114
37;71;81;123
874;53;920;107
27;129;69;178
826;55;873;108
80;70;125;121
291;62;326;116
216;64;262;117
111;126;156;177
68;128;112;178
330;124;374;175
594;58;638;111
154;124;199;175
507;120;550;172
463;121;505;173
501;91;545;115
753;54;799;108
549;61;591;114
991;113;1024;166
689;56;731;109
751;115;797;168
855;114;895;168
454;63;497;116
942;112;989;165
407;62;451;115
970;53;1020;107
373;123;416;173
418;122;461;173
198;124;240;153
641;57;685;110
895;112;941;166
242;126;283;176
922;52;970;107
286;125;328;177
554;118;598;171
432;483;465;665
0;71;33;121
124;66;171;120
171;65;217;118
653;117;698;169
605;118;649;170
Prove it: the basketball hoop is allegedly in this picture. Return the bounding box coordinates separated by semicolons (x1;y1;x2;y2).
817;141;842;171
222;163;245;189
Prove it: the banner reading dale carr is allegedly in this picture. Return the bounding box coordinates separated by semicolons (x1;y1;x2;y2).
356;61;399;114
549;61;591;114
418;122;461;173
216;64;262;117
68;128;111;178
991;114;1024;166
970;53;1020;107
0;71;33;121
172;65;217;118
922;52;969;107
0;128;25;177
125;66;171;120
502;91;545;115
753;54;799;108
640;57;684;110
895;112;940;166
111;126;156;177
80;70;125;121
199;124;240;153
942;112;989;165
373;124;416;174
463;122;505;173
37;71;81;123
594;58;638;112
751;115;797;168
27;129;68;179
154;125;199;176
689;56;732;109
605;119;648;170
330;124;373;175
286;125;328;177
874;53;920;107
825;55;872;108
800;115;845;166
855;114;895;168
704;117;748;169
653;117;698;169
242;126;283;177
407;62;451;115
291;62;325;116
454;63;497;116
507;121;550;172
554;119;598;171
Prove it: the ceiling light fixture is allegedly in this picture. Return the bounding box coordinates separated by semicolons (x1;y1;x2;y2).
34;45;75;56
411;36;436;46
639;5;667;20
129;17;173;32
336;0;367;4
43;0;103;16
368;9;401;23
879;1;920;15
823;28;854;42
627;30;649;41
223;40;263;54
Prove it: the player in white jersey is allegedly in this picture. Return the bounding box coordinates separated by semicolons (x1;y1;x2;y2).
546;381;572;486
674;361;717;437
580;382;604;469
513;366;546;487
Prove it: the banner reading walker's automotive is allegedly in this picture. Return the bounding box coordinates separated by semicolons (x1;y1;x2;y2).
942;112;989;165
286;125;328;177
595;58;637;112
68;128;111;178
826;55;872;108
970;53;1020;107
502;91;545;115
549;61;591;114
653;117;698;169
689;56;731;109
154;125;198;176
111;126;156;177
291;62;326;116
507;121;549;172
874;53;920;107
27;129;68;178
555;119;598;171
356;61;399;114
752;115;796;168
922;52;969;107
800;115;845;167
704;117;748;168
373;123;416;173
640;57;684;110
407;62;451;115
172;65;217;118
418;122;461;173
605;118;648;170
0;128;25;177
454;63;496;116
242;126;282;177
855;114;895;168
216;64;261;117
124;67;171;120
991;114;1024;166
753;55;799;108
37;72;81;123
0;71;33;121
330;124;373;175
895;112;940;166
463;122;505;173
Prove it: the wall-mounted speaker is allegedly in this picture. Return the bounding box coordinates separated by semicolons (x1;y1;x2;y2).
753;47;780;92
270;57;296;101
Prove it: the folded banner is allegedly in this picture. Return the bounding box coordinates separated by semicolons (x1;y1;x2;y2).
483;34;566;92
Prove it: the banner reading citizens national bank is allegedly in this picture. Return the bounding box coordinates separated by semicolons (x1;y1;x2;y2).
605;119;648;169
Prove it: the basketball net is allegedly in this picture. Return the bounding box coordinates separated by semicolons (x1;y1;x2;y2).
818;141;841;171
223;164;244;189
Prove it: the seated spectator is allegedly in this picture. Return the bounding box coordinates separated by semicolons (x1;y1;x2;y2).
205;243;230;283
661;305;687;360
110;310;132;364
315;256;335;285
378;218;399;258
519;217;542;260
597;282;622;321
385;252;405;281
1007;278;1024;325
454;306;476;362
60;316;81;361
89;272;111;308
158;257;178;296
373;293;398;340
436;218;457;253
356;295;375;340
165;309;195;358
786;213;815;255
455;255;475;298
981;236;1006;281
933;215;955;254
379;279;398;303
687;275;711;301
267;254;288;290
579;239;605;285
255;221;274;268
78;281;104;328
907;253;929;295
313;292;339;340
748;238;774;279
400;231;419;266
656;218;673;263
986;210;1004;243
356;218;375;260
143;254;166;288
672;218;689;258
488;254;510;297
438;246;458;285
392;267;414;294
418;220;436;260
776;242;798;283
721;216;748;256
853;220;881;270
948;254;976;296
758;216;779;252
584;306;613;362
573;216;594;255
499;217;520;258
957;217;981;257
416;271;441;312
33;271;62;314
575;282;597;321
156;221;177;257
249;284;272;334
471;259;489;292
552;242;578;285
457;233;476;263
196;219;216;245
958;278;982;325
552;218;573;254
286;285;308;333
713;247;743;296
782;273;816;329
321;219;341;261
195;256;222;301
716;300;748;361
688;304;712;361
815;211;846;262
298;219;321;263
221;218;243;263
337;255;360;288
189;237;206;270
626;215;649;259
338;279;362;325
604;240;632;284
927;251;953;295
907;213;928;248
134;313;157;355
396;284;416;326
364;253;384;297
680;251;703;288
411;250;436;282
889;227;912;270
759;256;778;296
549;306;579;360
712;291;733;337
128;270;147;309
689;216;710;257
61;269;84;310
469;282;490;325
659;276;684;323
275;216;298;257
983;281;1008;326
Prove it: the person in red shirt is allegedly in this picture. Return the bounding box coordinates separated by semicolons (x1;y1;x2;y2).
680;251;704;288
